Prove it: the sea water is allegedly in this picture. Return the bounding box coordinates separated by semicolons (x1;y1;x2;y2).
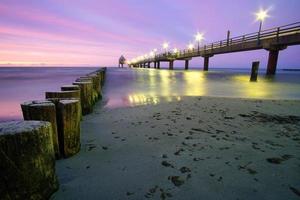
1;67;300;121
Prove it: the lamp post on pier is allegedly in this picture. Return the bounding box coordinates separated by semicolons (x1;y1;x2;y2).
195;32;204;51
162;42;169;54
188;43;194;52
255;8;270;42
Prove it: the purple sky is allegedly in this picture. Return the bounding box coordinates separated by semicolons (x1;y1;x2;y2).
0;0;300;68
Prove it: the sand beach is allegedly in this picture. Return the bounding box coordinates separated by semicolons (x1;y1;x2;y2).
51;96;300;199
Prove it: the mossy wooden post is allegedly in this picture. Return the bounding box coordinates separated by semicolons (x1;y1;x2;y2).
73;81;93;115
90;71;103;96
99;70;105;86
87;74;102;100
60;85;82;119
56;100;81;158
0;121;59;199
21;100;60;158
76;77;97;104
61;85;80;92
45;90;80;100
95;69;105;86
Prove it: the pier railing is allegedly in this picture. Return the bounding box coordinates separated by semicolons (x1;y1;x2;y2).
141;22;300;62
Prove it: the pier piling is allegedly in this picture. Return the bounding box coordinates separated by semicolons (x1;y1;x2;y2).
169;60;174;70
266;50;279;75
204;56;210;71
185;60;189;70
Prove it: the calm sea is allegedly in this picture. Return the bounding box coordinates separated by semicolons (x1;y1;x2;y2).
1;67;300;121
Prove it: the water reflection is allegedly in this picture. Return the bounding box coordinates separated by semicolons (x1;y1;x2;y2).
104;68;300;109
232;75;270;98
183;71;207;96
127;94;181;106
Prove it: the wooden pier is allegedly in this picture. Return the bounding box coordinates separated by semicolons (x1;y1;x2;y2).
129;22;300;75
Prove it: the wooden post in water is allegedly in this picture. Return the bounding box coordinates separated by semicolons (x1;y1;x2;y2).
185;60;189;70
204;56;210;71
169;60;174;70
21;100;60;158
157;61;160;69
0;121;59;199
250;61;260;82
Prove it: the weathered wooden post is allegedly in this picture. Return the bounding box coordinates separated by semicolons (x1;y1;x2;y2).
45;90;80;100
76;77;98;106
204;56;209;71
0;121;59;199
87;73;102;100
61;85;80;92
250;61;260;82
185;60;189;70
100;70;105;86
56;99;81;158
21;100;60;158
73;81;93;115
78;74;102;101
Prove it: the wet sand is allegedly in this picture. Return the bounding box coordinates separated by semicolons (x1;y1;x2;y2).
51;96;300;200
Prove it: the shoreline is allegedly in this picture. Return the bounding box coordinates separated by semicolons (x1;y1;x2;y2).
52;96;300;199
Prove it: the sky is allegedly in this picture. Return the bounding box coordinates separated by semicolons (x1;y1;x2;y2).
0;0;300;68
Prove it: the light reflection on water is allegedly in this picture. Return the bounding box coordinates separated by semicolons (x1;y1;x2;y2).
0;67;299;121
103;68;300;108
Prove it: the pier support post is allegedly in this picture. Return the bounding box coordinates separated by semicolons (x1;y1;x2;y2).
169;60;174;70
154;62;157;69
148;62;150;68
185;60;189;70
157;61;160;69
204;56;210;71
0;121;59;199
266;50;279;75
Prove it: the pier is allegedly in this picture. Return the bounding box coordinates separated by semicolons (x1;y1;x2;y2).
129;22;300;75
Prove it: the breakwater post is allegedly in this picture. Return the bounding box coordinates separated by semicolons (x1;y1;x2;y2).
56;100;81;157
21;100;60;158
73;81;93;115
0;121;59;199
2;67;106;199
